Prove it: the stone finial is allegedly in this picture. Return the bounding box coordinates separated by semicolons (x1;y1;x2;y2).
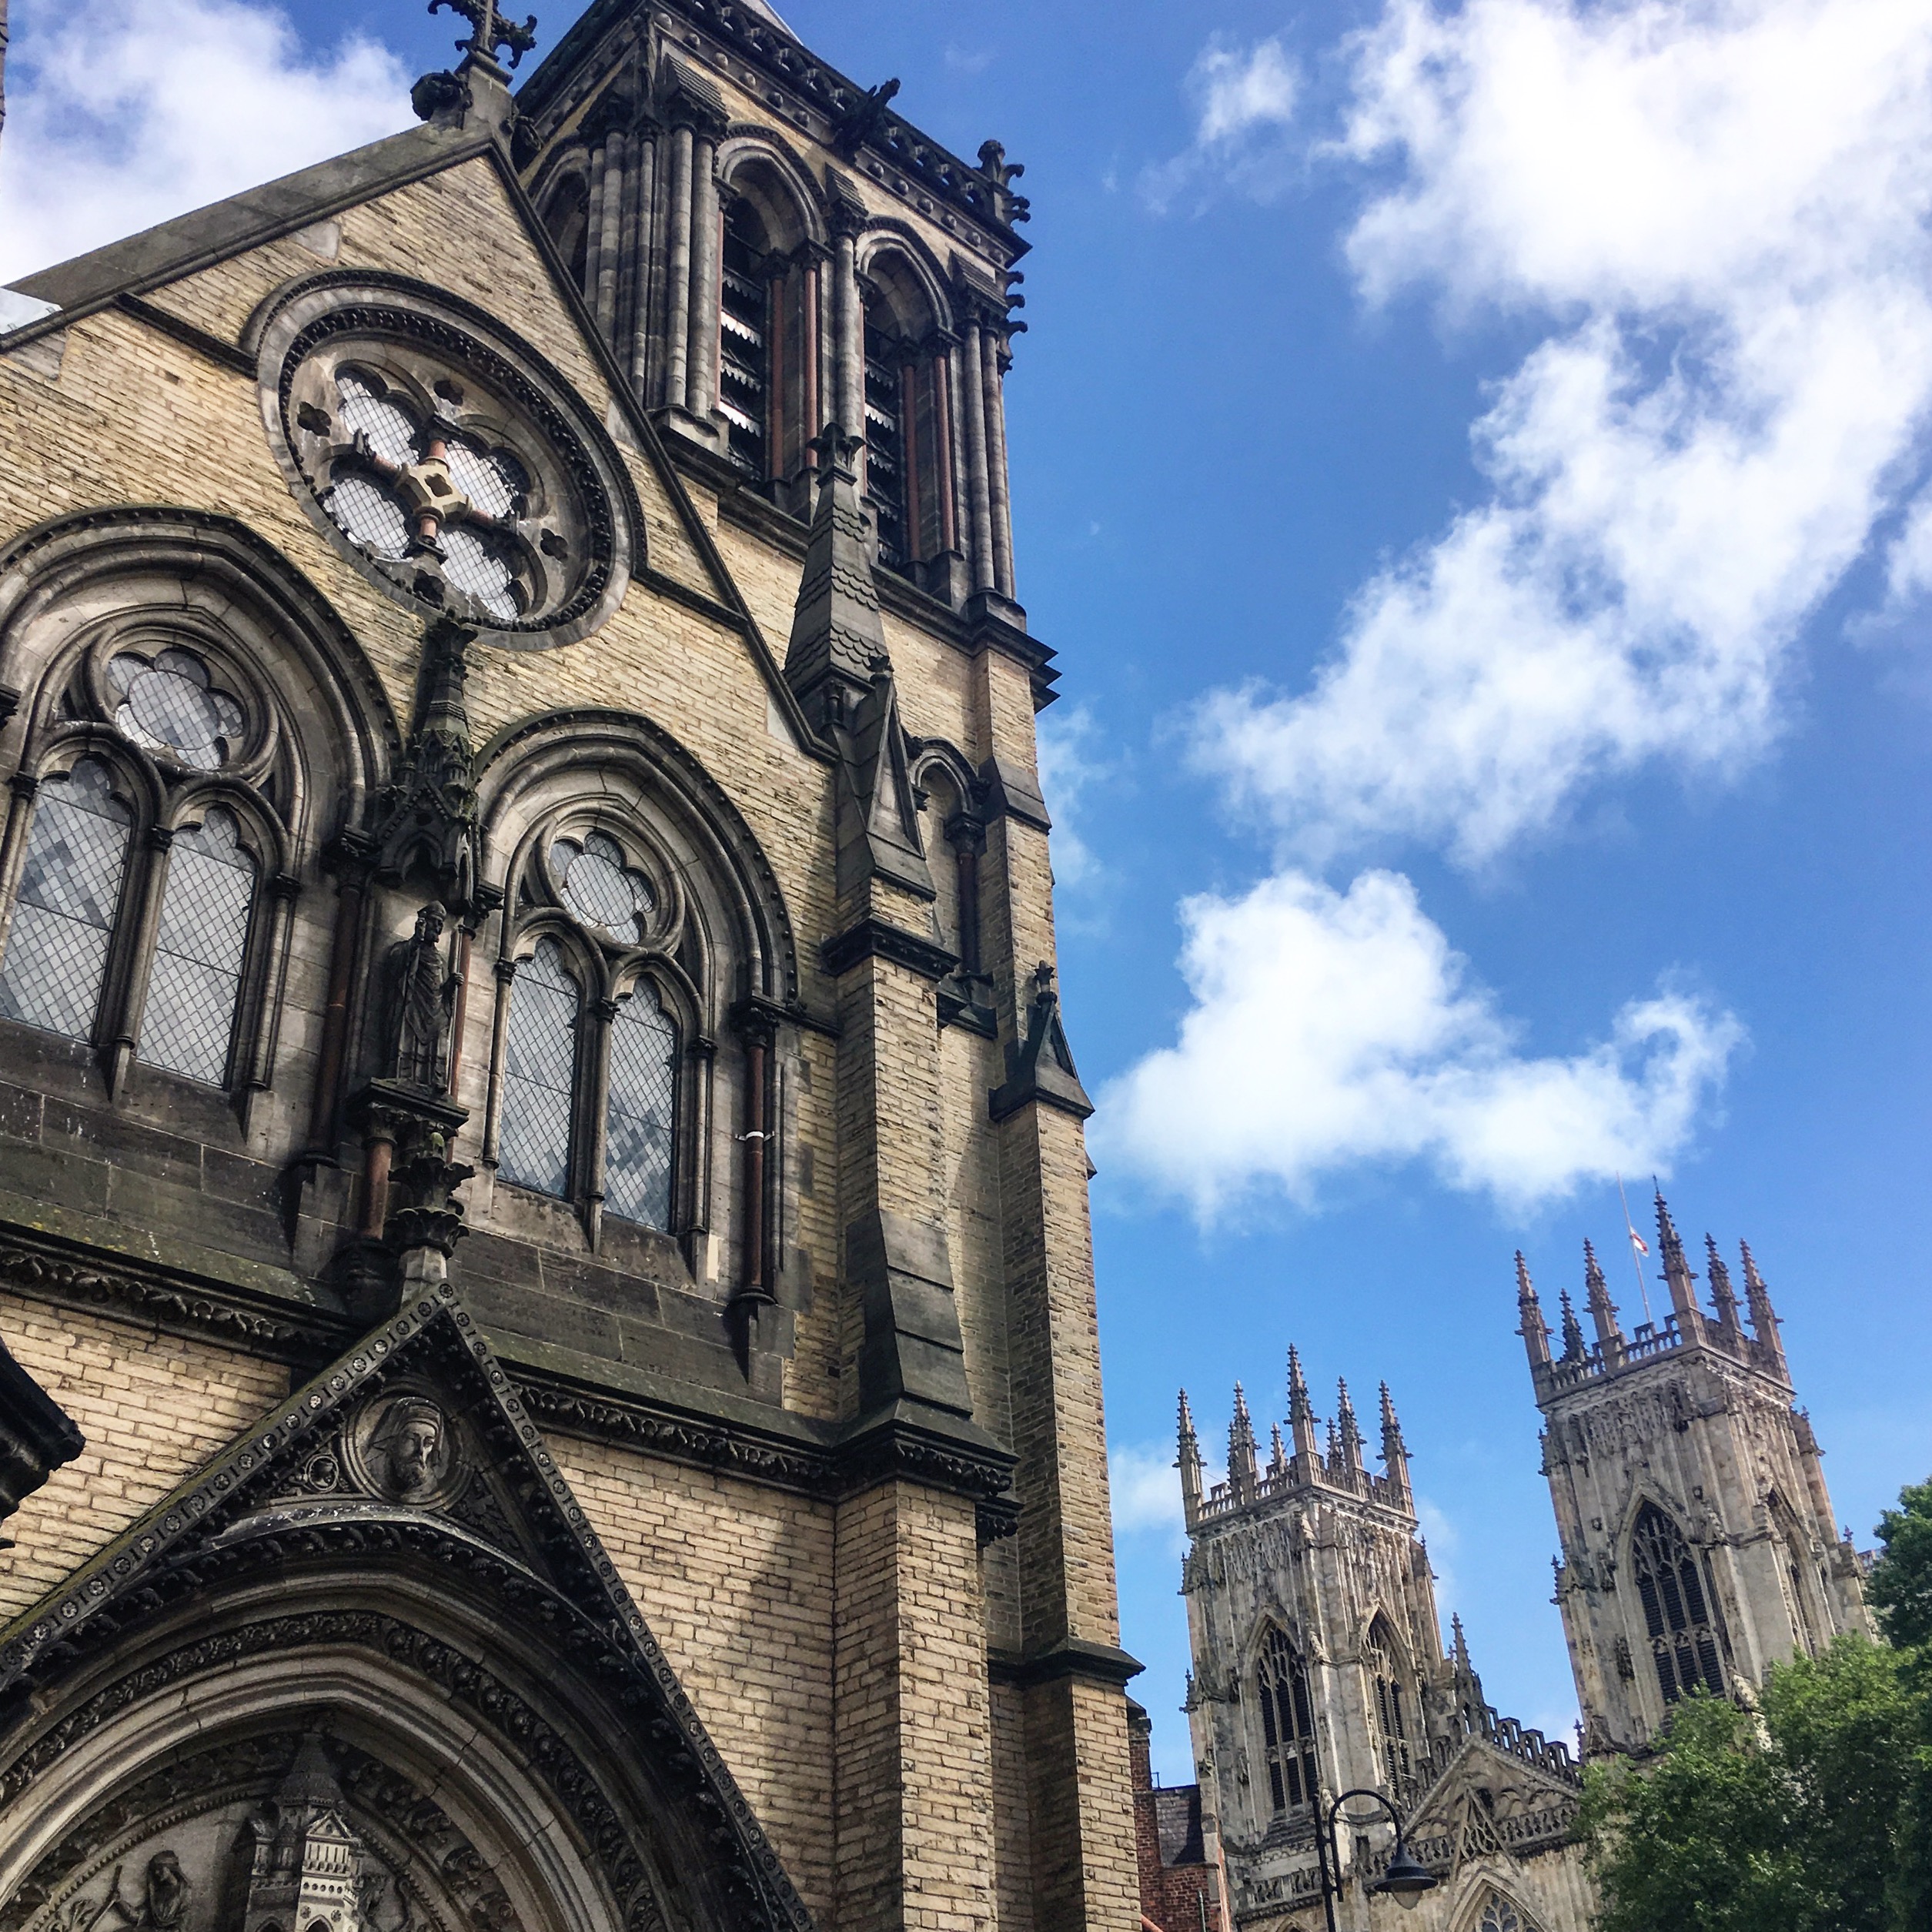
1178;1389;1203;1529
1335;1378;1363;1469
1705;1234;1743;1338
1516;1252;1551;1370
1583;1238;1623;1352
430;0;538;71
1378;1381;1410;1503
1558;1288;1586;1363
1655;1188;1701;1323
1228;1382;1258;1499
1288;1345;1320;1459
1740;1240;1788;1372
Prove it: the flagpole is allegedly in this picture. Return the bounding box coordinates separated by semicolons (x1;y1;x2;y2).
1616;1172;1655;1326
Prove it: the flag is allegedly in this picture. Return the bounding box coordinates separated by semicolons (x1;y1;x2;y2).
1628;1228;1650;1257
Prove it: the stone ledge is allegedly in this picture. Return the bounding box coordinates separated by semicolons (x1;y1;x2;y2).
988;1637;1145;1690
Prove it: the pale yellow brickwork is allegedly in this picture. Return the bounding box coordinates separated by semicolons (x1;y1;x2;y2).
0;1294;289;1621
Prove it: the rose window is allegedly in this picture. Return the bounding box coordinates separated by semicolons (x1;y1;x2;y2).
553;833;654;944
108;649;244;771
313;367;528;623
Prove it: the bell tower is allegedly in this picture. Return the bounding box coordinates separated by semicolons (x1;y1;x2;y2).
1521;1197;1873;1756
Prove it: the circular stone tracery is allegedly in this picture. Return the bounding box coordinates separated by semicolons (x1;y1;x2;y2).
262;286;637;647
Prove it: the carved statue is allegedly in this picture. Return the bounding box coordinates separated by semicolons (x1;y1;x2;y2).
366;1397;450;1503
139;1853;192;1932
389;905;456;1094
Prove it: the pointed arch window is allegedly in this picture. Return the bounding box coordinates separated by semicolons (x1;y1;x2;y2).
1256;1627;1319;1814
1365;1616;1415;1793
0;758;131;1039
720;199;773;479
1479;1894;1538;1932
1630;1503;1725;1703
605;981;677;1231
141;807;257;1085
543;176;591;293
498;937;581;1199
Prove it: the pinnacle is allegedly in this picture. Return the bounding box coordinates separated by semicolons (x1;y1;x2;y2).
1515;1249;1537;1299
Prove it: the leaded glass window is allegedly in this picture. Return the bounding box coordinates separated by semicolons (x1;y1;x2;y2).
1631;1503;1725;1703
1257;1627;1319;1815
1479;1895;1530;1932
336;370;421;465
604;981;677;1229
441;525;520;623
108;649;243;770
140;809;256;1084
0;759;130;1040
1365;1617;1414;1792
553;832;653;944
327;474;412;559
498;938;580;1198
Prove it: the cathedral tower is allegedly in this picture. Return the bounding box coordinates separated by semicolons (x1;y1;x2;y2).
1177;1361;1587;1932
1521;1198;1872;1755
0;6;1134;1931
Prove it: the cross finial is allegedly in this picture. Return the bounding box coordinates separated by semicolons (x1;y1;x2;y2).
430;0;539;70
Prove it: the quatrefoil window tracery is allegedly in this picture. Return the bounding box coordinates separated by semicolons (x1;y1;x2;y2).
107;647;246;770
551;832;655;944
318;366;532;625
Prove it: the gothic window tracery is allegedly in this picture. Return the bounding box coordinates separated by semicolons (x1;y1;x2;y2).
1255;1626;1319;1815
1365;1615;1416;1794
266;286;633;645
486;816;687;1238
0;630;290;1098
1629;1502;1725;1704
1476;1892;1539;1932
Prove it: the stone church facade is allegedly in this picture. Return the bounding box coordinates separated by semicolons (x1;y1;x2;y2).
0;7;1140;1932
1144;1197;1872;1932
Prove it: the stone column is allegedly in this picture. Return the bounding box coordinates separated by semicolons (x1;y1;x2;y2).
661;121;694;411
959;316;996;595
684;129;721;423
627;121;660;399
832;226;864;441
594;128;628;339
981;327;1016;599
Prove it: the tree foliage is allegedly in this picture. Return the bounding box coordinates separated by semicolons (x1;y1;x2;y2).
1580;1479;1932;1932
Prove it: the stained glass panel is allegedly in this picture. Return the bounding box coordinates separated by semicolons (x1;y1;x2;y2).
605;981;676;1229
141;809;255;1084
498;938;578;1198
0;759;130;1041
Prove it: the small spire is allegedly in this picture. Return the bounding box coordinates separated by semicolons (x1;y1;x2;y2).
1178;1389;1203;1528
1705;1234;1743;1338
1325;1416;1340;1464
1229;1381;1258;1497
1288;1345;1319;1459
1558;1287;1586;1363
1583;1238;1624;1352
1516;1251;1551;1369
1269;1421;1288;1476
1336;1379;1363;1469
1451;1612;1472;1670
1378;1381;1411;1504
1655;1188;1701;1325
1740;1241;1788;1373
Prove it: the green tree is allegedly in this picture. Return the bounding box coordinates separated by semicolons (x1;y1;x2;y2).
1582;1478;1932;1932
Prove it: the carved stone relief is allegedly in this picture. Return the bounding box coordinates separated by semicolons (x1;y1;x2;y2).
5;1731;518;1932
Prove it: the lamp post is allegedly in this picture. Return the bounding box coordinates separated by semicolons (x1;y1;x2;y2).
1313;1787;1437;1932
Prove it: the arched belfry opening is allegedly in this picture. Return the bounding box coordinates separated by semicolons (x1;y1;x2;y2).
857;250;956;590
0;1286;816;1932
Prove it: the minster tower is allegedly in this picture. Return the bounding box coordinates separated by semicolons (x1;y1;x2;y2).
0;5;1137;1930
1519;1197;1872;1755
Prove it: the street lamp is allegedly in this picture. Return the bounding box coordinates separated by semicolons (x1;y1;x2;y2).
1313;1787;1438;1931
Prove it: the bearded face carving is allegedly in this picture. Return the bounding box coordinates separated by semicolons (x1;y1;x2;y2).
363;1398;452;1504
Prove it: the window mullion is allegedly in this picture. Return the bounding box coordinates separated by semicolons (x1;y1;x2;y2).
238;869;301;1122
580;992;617;1248
0;774;42;962
105;824;173;1095
481;954;518;1168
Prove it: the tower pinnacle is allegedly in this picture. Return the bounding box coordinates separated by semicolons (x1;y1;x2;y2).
1288;1344;1319;1459
1583;1238;1623;1355
1655;1190;1701;1327
1741;1240;1788;1374
1558;1287;1586;1363
1705;1234;1743;1340
1178;1389;1203;1527
1516;1251;1551;1371
1378;1380;1411;1505
1229;1382;1258;1499
1336;1378;1363;1471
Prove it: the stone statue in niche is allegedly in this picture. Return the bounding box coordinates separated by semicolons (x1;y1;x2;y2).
362;1396;454;1505
385;905;456;1095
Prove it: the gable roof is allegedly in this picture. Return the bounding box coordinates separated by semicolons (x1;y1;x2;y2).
0;95;828;760
0;1278;817;1932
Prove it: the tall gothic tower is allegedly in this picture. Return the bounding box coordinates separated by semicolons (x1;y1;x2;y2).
1177;1362;1589;1932
0;6;1135;1932
1520;1197;1872;1756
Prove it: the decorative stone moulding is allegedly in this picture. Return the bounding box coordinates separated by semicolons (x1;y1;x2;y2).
253;273;641;649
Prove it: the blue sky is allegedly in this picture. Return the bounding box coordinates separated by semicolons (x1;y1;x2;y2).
6;0;1932;1783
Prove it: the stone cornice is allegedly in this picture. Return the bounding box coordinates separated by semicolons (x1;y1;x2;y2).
986;1637;1143;1690
821;915;958;982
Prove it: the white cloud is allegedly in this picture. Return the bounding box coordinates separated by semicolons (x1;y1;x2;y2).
1092;867;1741;1219
0;0;410;284
1193;0;1932;867
1111;1439;1225;1549
1142;36;1301;213
1037;703;1112;891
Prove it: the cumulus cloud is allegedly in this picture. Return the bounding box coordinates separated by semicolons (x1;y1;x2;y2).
1091;867;1741;1220
1141;36;1301;213
0;0;410;284
1110;1439;1224;1550
1037;704;1113;891
1192;0;1932;867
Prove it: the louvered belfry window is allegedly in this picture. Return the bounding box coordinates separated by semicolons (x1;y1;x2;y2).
0;759;131;1041
498;938;581;1198
863;308;911;576
1631;1503;1726;1703
140;807;256;1084
1257;1627;1320;1814
720;200;771;478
